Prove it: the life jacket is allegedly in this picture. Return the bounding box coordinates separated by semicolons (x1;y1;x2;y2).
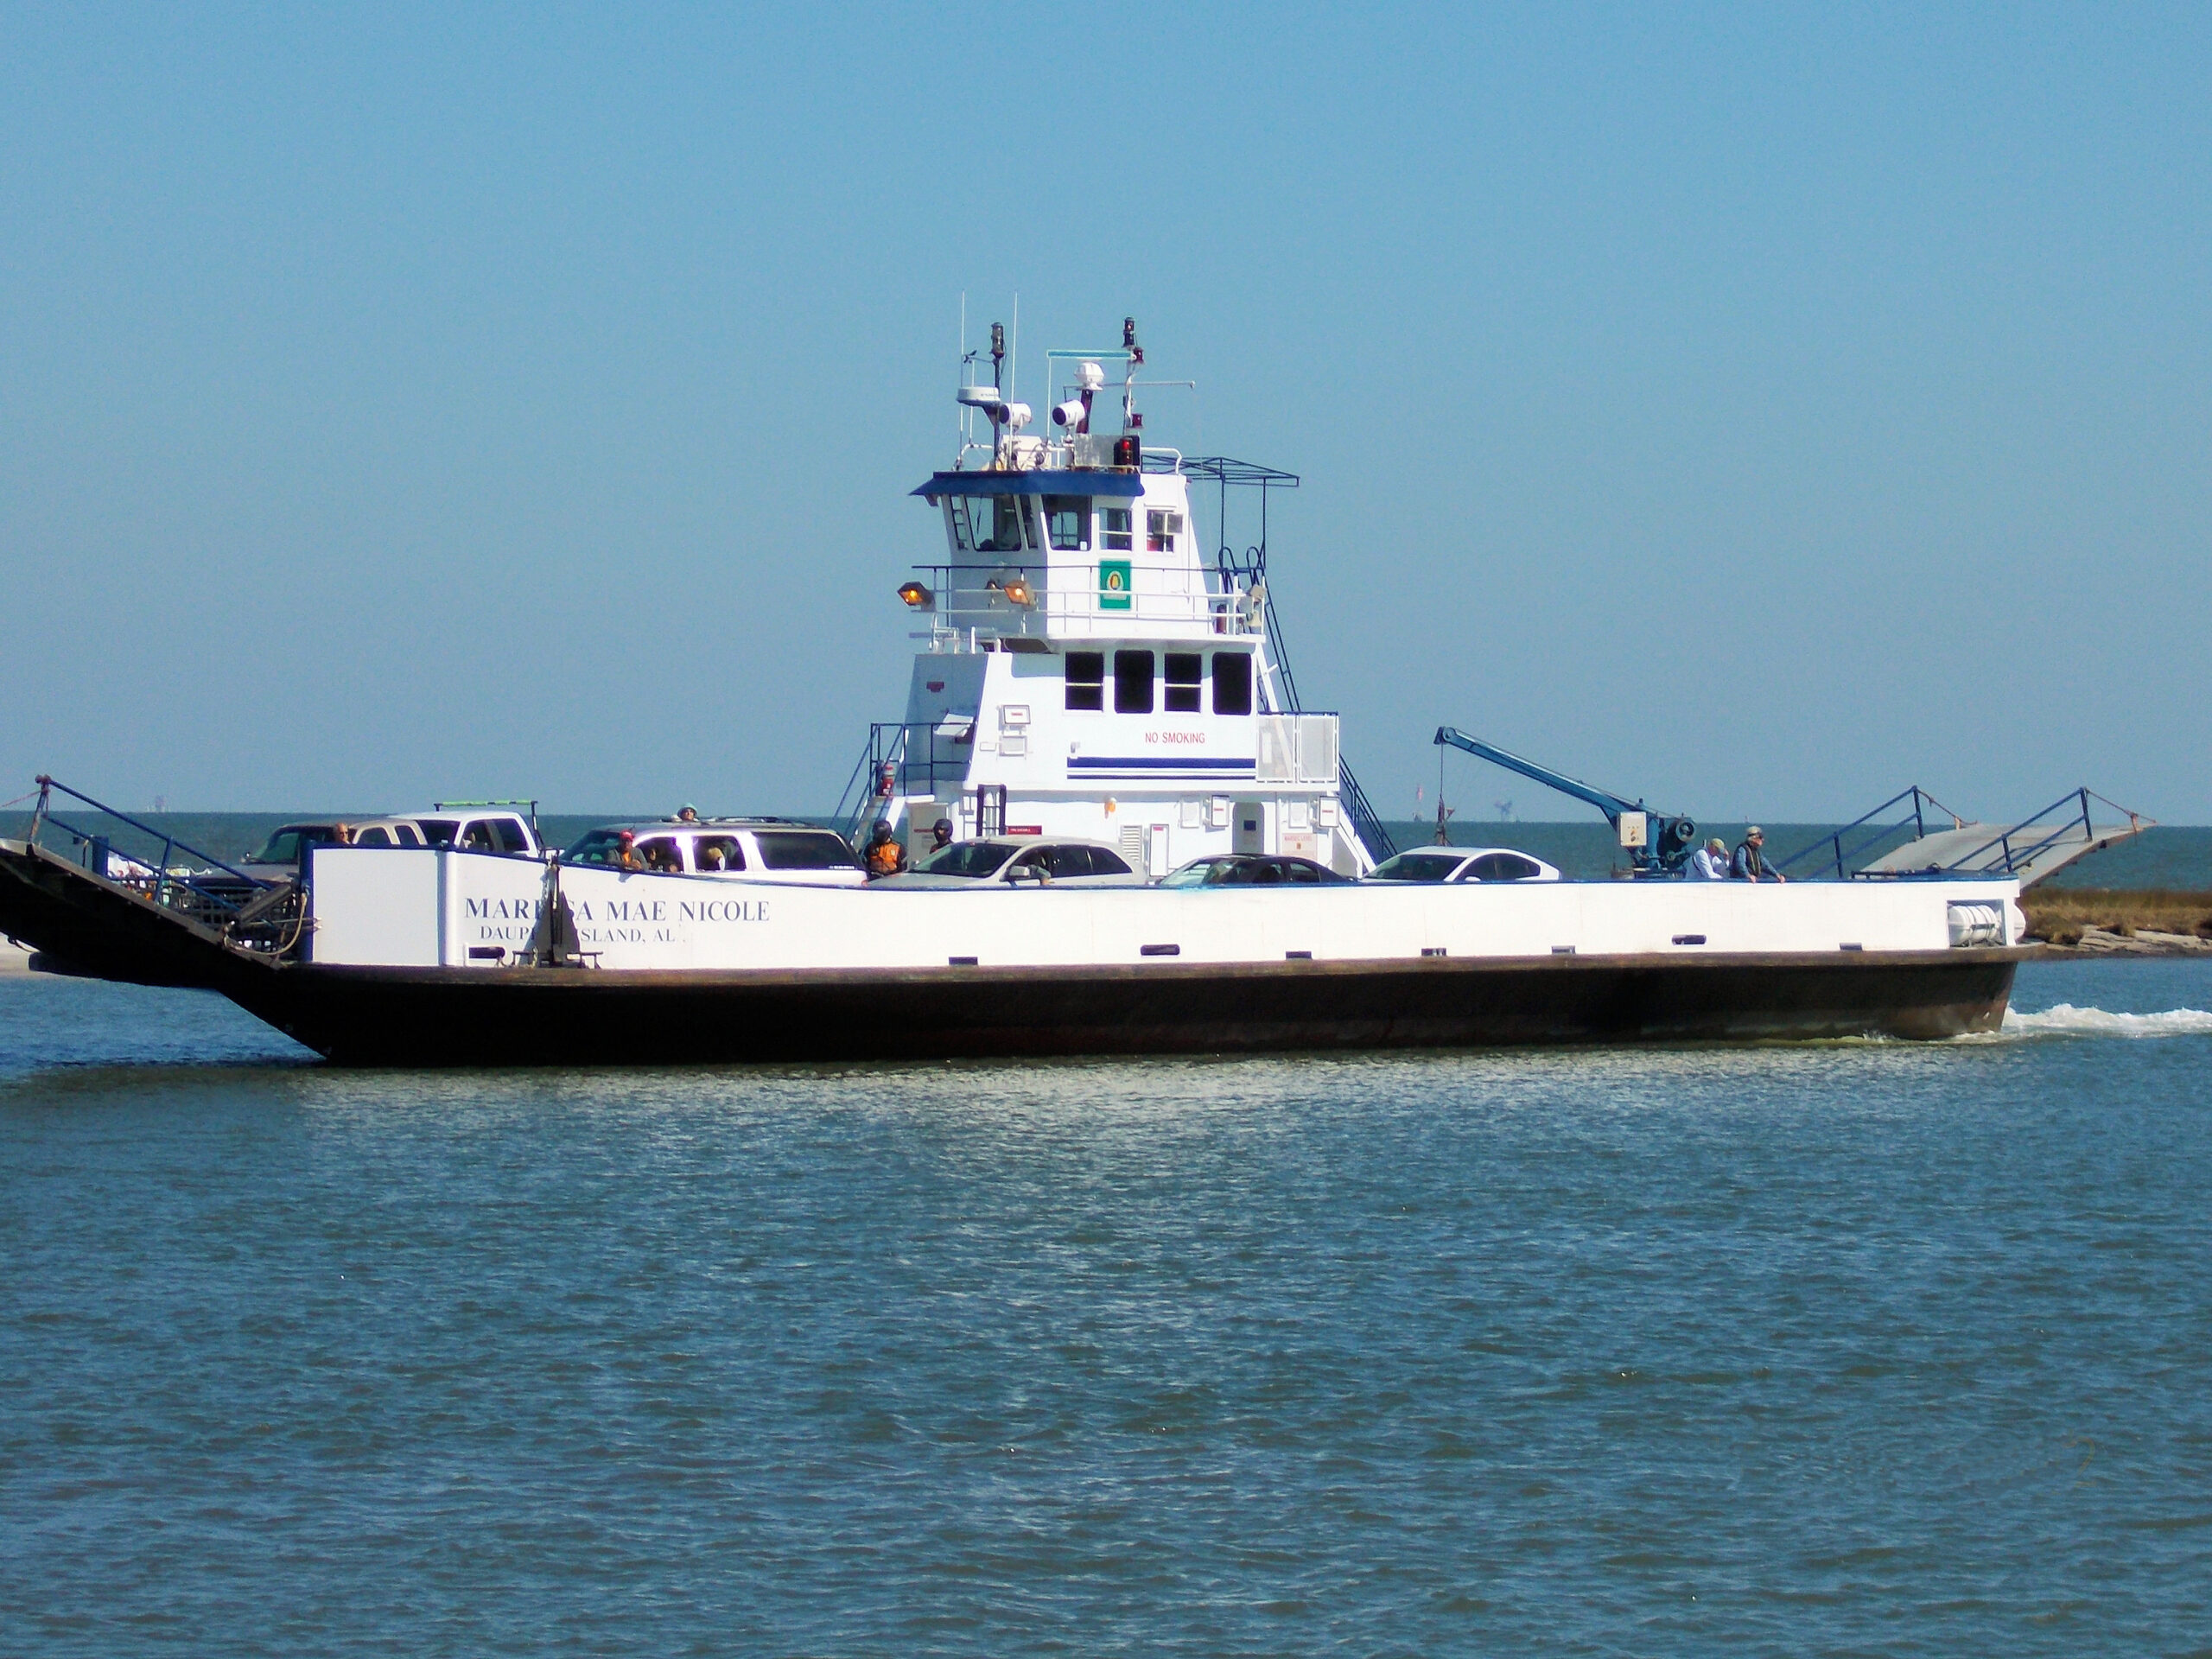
1735;841;1765;878
866;839;903;876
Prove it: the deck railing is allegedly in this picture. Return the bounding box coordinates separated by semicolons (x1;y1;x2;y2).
1773;786;1943;880
20;775;290;939
905;564;1260;641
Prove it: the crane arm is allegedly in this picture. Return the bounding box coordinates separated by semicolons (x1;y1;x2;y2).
1432;728;1641;827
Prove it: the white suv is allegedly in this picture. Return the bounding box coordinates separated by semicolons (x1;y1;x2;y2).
563;821;867;887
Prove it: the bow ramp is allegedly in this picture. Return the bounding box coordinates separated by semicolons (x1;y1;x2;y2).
1779;786;2152;887
0;777;299;987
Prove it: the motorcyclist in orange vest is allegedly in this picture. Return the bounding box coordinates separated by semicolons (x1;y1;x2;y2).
864;821;906;879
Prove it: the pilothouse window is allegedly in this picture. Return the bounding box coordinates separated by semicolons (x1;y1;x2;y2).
1102;507;1133;551
1065;651;1104;711
950;497;1027;553
1044;496;1091;551
1147;510;1183;553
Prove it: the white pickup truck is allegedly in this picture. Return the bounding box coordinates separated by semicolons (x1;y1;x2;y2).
240;804;543;881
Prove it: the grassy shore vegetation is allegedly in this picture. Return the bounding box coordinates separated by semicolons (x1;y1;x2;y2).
2021;889;2212;946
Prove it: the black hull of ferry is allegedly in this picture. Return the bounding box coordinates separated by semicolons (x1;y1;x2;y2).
232;951;2025;1067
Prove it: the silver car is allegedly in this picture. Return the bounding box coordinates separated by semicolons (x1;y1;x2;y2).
879;838;1148;889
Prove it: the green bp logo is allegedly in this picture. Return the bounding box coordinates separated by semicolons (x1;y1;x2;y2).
1099;559;1132;611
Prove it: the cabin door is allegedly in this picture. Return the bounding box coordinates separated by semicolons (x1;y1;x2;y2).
1233;800;1265;855
976;785;1007;837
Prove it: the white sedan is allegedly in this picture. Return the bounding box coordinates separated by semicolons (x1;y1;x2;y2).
878;838;1148;889
1364;847;1562;884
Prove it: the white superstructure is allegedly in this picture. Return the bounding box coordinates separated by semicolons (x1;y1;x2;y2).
860;320;1371;877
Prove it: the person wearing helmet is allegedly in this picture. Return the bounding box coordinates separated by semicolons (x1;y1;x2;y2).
864;820;907;879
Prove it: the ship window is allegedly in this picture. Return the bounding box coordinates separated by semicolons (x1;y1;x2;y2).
1102;507;1133;551
695;835;745;872
1044;496;1091;551
952;496;1026;553
1114;650;1154;714
1019;496;1040;549
1065;651;1104;711
1212;652;1253;715
1164;653;1203;713
1147;510;1183;553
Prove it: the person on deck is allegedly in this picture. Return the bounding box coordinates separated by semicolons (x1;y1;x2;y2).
1732;827;1786;883
612;829;643;872
864;821;906;879
931;820;954;854
1688;836;1730;880
676;804;700;823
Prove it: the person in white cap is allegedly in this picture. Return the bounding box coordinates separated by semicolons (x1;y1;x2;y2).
1731;826;1785;882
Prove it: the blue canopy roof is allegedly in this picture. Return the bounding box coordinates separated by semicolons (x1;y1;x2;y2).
912;469;1147;499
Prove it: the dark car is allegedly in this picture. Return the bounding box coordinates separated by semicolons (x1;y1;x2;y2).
1158;854;1351;888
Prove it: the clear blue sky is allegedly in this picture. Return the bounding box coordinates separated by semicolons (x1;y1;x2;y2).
4;5;2206;822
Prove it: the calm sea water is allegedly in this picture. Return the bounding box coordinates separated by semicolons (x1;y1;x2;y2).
3;962;2209;1655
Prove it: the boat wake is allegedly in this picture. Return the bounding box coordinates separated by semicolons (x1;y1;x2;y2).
1997;1003;2212;1040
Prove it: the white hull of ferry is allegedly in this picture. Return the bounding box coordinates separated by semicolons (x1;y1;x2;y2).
303;848;2026;971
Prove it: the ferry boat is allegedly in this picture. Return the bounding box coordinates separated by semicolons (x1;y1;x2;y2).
0;317;2039;1065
